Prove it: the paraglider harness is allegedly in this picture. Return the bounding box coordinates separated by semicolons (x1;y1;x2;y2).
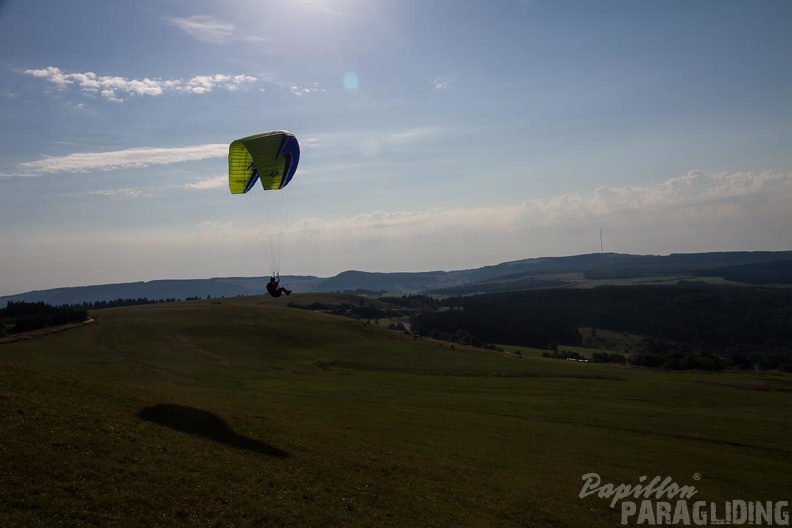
266;275;291;297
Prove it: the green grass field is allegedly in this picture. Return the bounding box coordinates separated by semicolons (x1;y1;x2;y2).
1;296;790;527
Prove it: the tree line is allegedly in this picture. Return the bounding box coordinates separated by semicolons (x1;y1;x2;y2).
78;297;189;309
0;301;89;335
402;283;792;371
1;297;194;336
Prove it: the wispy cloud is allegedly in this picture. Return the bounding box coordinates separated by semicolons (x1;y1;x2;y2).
293;0;350;17
289;82;327;97
185;175;227;190
167;15;266;45
24;67;257;102
275;171;792;272
526;170;792;223
306;126;445;149
197;220;234;233
290;171;792;242
3;171;788;288
85;188;155;199
16;144;228;176
386;126;445;144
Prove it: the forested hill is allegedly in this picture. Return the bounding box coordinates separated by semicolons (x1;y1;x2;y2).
408;282;792;371
465;251;792;282
2;250;791;306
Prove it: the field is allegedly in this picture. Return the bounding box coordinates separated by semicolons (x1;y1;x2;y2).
571;275;745;288
1;295;790;527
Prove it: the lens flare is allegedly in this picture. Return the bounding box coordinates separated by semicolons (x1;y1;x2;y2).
343;71;359;92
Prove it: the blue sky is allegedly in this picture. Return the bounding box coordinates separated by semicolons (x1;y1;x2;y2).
1;0;791;295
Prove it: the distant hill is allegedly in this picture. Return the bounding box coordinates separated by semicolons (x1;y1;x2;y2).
2;251;791;306
0;276;320;307
311;270;464;294
711;260;792;284
435;251;792;295
466;251;792;282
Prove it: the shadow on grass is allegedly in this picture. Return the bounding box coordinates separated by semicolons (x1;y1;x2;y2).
138;404;289;458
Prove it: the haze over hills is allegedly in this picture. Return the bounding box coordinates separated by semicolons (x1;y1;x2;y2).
2;251;791;306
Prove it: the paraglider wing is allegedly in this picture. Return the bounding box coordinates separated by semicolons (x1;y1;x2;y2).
228;131;300;194
227;131;300;278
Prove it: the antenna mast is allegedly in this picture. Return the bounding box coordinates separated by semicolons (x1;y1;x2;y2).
600;228;603;254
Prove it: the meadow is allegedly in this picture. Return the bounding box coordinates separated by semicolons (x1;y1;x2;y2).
1;295;790;527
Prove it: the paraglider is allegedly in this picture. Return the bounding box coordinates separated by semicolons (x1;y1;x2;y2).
265;277;291;297
228;131;300;294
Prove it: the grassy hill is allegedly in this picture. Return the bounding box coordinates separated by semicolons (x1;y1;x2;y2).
1;295;790;526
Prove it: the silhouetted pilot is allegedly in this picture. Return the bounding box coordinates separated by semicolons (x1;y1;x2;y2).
266;277;291;297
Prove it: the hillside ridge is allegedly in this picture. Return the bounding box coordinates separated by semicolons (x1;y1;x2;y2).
3;250;791;306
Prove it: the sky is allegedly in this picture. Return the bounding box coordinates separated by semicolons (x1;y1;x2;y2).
1;0;791;295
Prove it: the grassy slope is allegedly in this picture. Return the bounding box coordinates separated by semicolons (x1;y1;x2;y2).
1;296;790;527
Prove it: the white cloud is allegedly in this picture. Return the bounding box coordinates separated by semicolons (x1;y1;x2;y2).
289;82;327;96
387;126;445;144
16;144;228;175
197;220;234;233
433;77;449;90
85;188;154;199
526;170;792;223
304;126;447;163
282;170;792;272
185;175;227;190
167;15;267;45
24;67;258;102
177;74;260;95
2;170;788;290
